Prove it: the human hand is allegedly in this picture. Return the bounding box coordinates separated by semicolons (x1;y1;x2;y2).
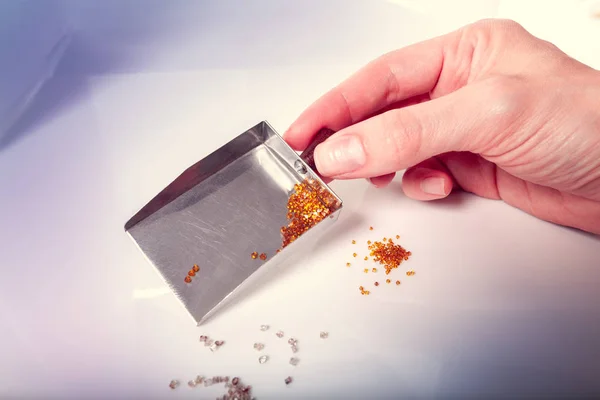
284;19;600;235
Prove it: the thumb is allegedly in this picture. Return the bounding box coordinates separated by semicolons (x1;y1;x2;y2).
313;80;519;179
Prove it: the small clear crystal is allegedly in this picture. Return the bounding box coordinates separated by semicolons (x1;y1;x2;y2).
169;380;180;389
289;357;299;366
260;325;269;331
287;338;297;346
285;376;293;385
258;355;269;364
187;380;196;388
291;344;298;353
276;330;284;338
209;343;219;352
215;340;225;347
204;378;213;387
199;335;208;342
253;342;265;351
205;339;214;346
320;331;329;339
195;376;203;385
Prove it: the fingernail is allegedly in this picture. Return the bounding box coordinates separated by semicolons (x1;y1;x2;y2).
420;177;447;196
314;135;366;177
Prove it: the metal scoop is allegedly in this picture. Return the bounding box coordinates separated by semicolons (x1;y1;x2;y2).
124;121;341;325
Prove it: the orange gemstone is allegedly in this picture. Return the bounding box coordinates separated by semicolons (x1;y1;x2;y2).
369;226;373;230
192;264;200;272
188;270;196;277
352;240;356;244
353;253;357;257
363;268;368;273
396;280;401;285
386;279;391;284
374;282;379;286
372;268;377;272
346;262;351;267
184;276;192;283
251;252;258;259
259;253;267;261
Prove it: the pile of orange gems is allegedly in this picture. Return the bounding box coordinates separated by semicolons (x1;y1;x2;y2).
348;226;413;294
368;236;412;275
280;179;339;249
359;286;371;296
184;264;200;283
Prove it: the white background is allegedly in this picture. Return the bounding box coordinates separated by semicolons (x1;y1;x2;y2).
1;1;599;398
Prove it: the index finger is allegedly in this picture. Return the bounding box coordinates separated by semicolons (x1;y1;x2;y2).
283;33;452;151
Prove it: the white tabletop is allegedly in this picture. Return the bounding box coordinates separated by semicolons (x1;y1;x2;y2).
1;1;599;399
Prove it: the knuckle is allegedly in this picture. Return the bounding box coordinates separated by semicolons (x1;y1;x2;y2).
382;110;423;161
468;18;525;37
459;18;528;50
479;75;530;139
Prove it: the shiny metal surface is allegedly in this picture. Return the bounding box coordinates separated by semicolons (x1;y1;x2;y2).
125;121;342;325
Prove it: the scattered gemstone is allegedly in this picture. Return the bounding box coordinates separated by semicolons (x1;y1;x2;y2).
285;376;293;385
260;325;269;331
346;262;351;267
184;276;192;283
290;357;299;366
320;331;329;339
259;253;267;261
369;226;374;230
194;375;203;385
276;330;284;338
253;343;265;351
232;377;239;386
203;378;213;387
199;335;208;342
192;264;200;272
406;270;415;276
352;240;356;244
374;282;379;286
291;344;298;353
215;340;225;346
258;355;269;364
386;279;391;284
396;280;401;285
372;268;378;272
287;338;297;346
209;343;219;352
205;339;214;346
251;251;258;259
187;380;196;388
169;380;180;389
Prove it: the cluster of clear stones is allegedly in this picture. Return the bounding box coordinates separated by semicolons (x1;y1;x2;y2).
175;327;331;394
182;375;254;399
253;342;265;351
199;335;225;352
